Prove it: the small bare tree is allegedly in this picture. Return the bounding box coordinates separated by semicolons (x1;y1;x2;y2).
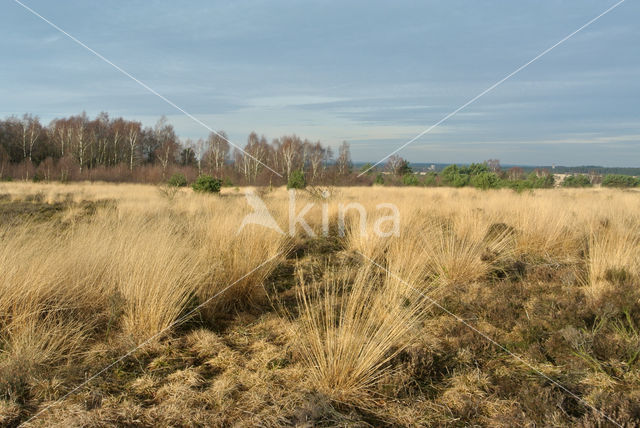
70;113;90;173
336;141;352;176
507;167;524;180
194;138;206;175
279;135;303;179
19;114;41;162
126;121;141;171
110;117;127;166
486;159;501;173
205;131;229;175
49;118;73;158
154;116;179;178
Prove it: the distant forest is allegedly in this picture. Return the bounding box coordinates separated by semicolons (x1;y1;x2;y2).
0;112;363;186
0;112;637;186
394;163;640;176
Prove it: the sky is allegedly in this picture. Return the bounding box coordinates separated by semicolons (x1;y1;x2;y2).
1;0;639;166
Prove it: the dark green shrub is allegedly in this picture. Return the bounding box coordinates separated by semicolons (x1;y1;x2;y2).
287;170;306;189
561;174;592;188
168;172;188;187
374;173;385;186
191;175;222;193
402;173;420;186
396;160;412;176
441;165;469;187
451;174;469;187
440;165;459;184
32;172;44;183
423;172;438;187
527;171;555;188
602;174;639;188
470;172;500;189
460;162;489;176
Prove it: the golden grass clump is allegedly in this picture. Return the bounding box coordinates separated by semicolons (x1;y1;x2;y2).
110;215;203;340
193;204;290;318
419;212;513;286
295;264;430;405
586;220;640;301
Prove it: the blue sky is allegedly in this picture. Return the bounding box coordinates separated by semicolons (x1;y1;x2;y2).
1;0;638;166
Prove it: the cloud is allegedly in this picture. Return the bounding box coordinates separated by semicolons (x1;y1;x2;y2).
42;34;60;44
245;96;351;108
3;0;638;165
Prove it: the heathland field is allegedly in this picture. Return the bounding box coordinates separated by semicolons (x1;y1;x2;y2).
0;182;639;426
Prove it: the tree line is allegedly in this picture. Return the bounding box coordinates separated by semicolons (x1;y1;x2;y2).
0;112;361;185
369;157;639;189
2;112;636;188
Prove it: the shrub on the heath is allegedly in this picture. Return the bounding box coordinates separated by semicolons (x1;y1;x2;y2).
561;174;592;188
192;175;222;193
168;172;188;187
287;170;306;189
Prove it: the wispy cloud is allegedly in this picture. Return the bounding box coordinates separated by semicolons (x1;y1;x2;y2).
245;95;351;108
42;34;60;43
4;0;638;165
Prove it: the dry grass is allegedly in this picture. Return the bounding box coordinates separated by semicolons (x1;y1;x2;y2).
0;182;639;426
586;221;640;302
418;212;513;286
295;264;430;405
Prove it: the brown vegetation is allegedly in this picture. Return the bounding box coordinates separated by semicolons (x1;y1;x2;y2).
0;182;639;426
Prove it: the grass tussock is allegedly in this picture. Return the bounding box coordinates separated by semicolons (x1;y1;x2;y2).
420;212;514;286
586;221;640;304
295;265;430;405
